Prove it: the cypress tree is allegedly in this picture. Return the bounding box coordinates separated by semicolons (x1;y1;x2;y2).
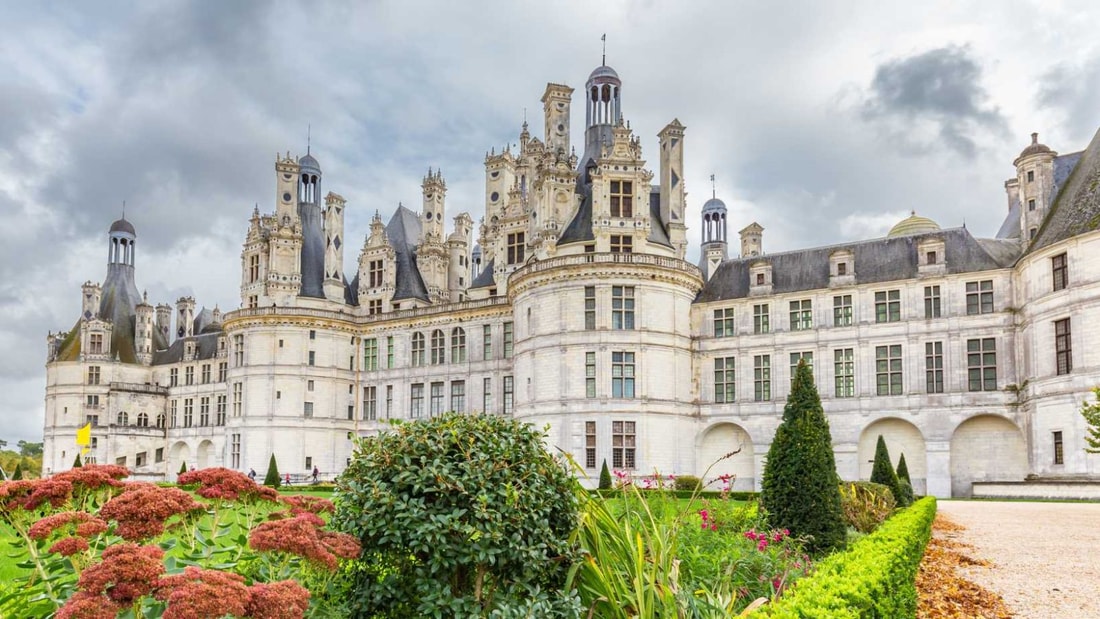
870;435;904;505
598;459;612;490
761;359;846;554
12;463;23;480
73;453;83;468
179;461;188;476
896;453;911;484
264;453;281;488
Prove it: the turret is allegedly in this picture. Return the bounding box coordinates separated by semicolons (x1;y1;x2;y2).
700;193;728;281
323;192;347;303
357;211;396;315
135;293;154;365
81;281;102;320
275;153;300;227
155;303;172;342
176;296;195;340
658;120;687;259
581;63;623;167
542;83;574;156
421;168;447;243
297;150;325;298
1013;132;1057;242
447;213;473;302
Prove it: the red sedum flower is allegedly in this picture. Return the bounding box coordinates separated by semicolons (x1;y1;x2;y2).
246;580;311;619
29;511;99;540
178;467;280;502
99;483;205;541
249;514;360;570
78;543;165;605
155;566;250;619
56;591;124;619
49;536;90;556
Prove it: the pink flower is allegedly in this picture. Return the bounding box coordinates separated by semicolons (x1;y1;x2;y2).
56;592;124;619
78;543;165;604
155;566;249;619
99;484;205;541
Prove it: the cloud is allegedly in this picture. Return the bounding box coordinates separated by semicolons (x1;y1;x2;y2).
860;46;1009;158
1037;55;1100;143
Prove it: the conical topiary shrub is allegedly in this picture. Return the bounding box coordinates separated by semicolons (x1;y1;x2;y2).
896;452;911;484
598;459;612;490
73;453;83;468
264;453;281;488
12;463;23;480
870;435;906;506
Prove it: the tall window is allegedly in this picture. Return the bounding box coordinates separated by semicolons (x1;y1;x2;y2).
234;334;244;366
611;352;635;398
385;385;393;418
363;386;377;420
218;362;227;382
1055;318;1072;375
231;434;241;469
610;235;632;254
924;285;941;319
303;402;313;418
789;300;812;331
585;421;597;468
612;421;636;469
89;333;104;354
789;352;813;385
503;322;513;358
232;382;242;417
87;394;100;408
368;299;382;315
450;381;465;413
754;355;771;401
753;304;770;334
248;254;260;283
137;412;149;427
713;308;735;337
307;351;315;366
183;399;193;428
612;286;635;330
507;232;525;264
368;259;384;288
170;368;178;387
411;332;425;367
1052;253;1068;291
386;336;395;368
610;180;634;217
584;286;596;330
430;382;444;416
156;413;165;429
430;330;445;365
502;376;514;415
834;348;854;398
451;328;466;363
482;377;492;413
363;338;378;371
925;342;944;394
201;364;211;384
199;397;210;426
586;352;597;398
216;395;226;425
714;357;735;403
965;280;994;315
117;411;129;426
966;338;997;391
1053;431;1064;465
833;295;852;327
410;384;424;418
482;325;492;360
185;366;194;386
88;366;101;385
874;290;901;323
875;345;903;396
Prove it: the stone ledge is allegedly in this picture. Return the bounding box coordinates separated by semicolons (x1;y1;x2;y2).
972;480;1100;501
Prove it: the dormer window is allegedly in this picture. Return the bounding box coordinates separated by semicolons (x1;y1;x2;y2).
756;273;765;285
918;238;946;276
828;249;854;286
837;263;847;276
610;180;633;217
926;251;937;265
749;261;772;295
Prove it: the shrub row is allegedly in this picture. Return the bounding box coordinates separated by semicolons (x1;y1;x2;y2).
756;496;936;618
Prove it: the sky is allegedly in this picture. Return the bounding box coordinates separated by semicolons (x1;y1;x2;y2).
2;0;1099;445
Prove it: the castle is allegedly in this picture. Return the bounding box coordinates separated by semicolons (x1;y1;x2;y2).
42;60;1100;497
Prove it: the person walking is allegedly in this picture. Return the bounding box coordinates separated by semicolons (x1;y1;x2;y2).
248;468;256;482
312;465;319;483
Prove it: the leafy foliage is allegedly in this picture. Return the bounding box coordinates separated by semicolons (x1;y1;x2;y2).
333;413;580;617
838;481;896;534
761;360;846;554
870;435;906;507
264;454;281;488
1082;387;1100;453
673;475;703;492
896;479;915;507
598;459;612;490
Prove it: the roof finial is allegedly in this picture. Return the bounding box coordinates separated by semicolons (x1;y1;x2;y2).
710;174;716;199
1031;132;1038;145
601;33;606;66
307;124;311;155
121;200;126;219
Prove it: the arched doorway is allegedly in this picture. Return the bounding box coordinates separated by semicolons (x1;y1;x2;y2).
858;418;927;495
950;415;1027;498
169;441;191;480
197;440;215;469
697;423;755;491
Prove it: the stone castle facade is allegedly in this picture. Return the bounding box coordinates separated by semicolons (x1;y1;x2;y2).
42;61;1100;497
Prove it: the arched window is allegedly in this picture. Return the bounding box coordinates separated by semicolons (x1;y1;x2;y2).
117;411;129;426
451;328;466;363
137;412;149;427
411;332;425;367
431;330;445;365
156;413;165;429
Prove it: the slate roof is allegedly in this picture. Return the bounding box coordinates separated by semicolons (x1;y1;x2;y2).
385;205;430;302
647;186;672;248
298;202;325;298
152;331;223;365
470;259;496;289
1030;127;1100;253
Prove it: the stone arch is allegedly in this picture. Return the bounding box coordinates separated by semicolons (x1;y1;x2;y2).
950;414;1027;498
169;441;191;478
858;417;927;495
697;423;755;491
196;440;215;469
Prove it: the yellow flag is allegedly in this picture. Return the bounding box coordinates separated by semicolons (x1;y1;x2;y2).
76;423;92;446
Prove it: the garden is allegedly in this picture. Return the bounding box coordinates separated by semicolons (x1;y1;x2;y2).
0;361;936;617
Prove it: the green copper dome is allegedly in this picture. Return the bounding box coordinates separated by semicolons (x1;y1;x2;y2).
888;211;941;237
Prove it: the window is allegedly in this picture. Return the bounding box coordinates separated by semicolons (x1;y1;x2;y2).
116;411;129;425
218;362;227;382
169;400;177;427
89;333;104;354
363;386;377;420
924;285;941;319
410;384;424;418
199;397;210;426
832;295;852;327
610;180;634;217
503;322;513;358
135;452;146;467
714;357;735;403
309;330;316;340
754;355;771;401
385;385;393;418
612;421;636;469
755;273;765;285
430;330;445;365
230;435;240;469
305;456;312;470
386;336;394;368
585;421;597;468
307;380;314;392
450;381;465;413
713;308;735;337
170;368;179;387
874;290;901;323
249;254;260;283
507;232;525;264
201;364;211;384
966;338;997;392
609;235;632;254
185;366;194;385
584;286;596;330
137;412;149;427
451;328;466;363
503;376;514;415
156;412;165;428
965;280;993;315
611;352;635;398
836;262;847;276
308;351;316;366
86;394;100;408
789;300;812;331
789;352;813;384
303;401;314;418
482;325;492;360
926;251;937;265
1053;431;1064;465
1055;318;1072;375
586;352;597;398
183;398;193;427
612;286;635;329
232;382;242;417
411;332;425;366
753;304;770;334
1028;198;1036;211
482;377;492;412
156;447;164;463
430;382;444;417
1027;170;1034;183
88;366;101;385
834;349;854;398
216;395;226;425
925;342;944;394
875;345;903;396
1052;253;1068;291
368;259;384;288
368;299;383;315
363;338;378;371
1030;227;1037;240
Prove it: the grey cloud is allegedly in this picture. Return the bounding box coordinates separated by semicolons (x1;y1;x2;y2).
1038;56;1100;142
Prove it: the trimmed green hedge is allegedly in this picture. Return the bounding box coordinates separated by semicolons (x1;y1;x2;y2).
756;496;936;618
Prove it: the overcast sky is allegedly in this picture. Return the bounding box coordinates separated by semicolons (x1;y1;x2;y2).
2;1;1099;445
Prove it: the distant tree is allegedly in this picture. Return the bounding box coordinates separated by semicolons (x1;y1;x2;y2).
264;454;281;488
1083;387;1100;454
18;441;43;458
179;461;188;476
0;439;7;450
73;453;83;468
870;435;906;507
12;463;23;480
761;359;846;554
896;452;912;485
598;459;612;490
895;452;914;504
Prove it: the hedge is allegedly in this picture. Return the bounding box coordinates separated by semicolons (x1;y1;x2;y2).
755;496;936;618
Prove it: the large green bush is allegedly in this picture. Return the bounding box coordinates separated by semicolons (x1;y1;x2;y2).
869;435;906;507
756;497;936;618
761;360;846;554
333;413;580;617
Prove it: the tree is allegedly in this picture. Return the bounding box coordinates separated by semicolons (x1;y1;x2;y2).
870;435;905;506
894;452;914;505
73;453;83;468
896;452;911;484
178;461;188;477
598;459;612;490
1083;387;1100;453
12;463;23;480
17;441;43;458
264;453;281;488
761;359;846;554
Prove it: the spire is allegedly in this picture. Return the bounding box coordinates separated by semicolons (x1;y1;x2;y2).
307;124;311;155
601;33;606;66
710;174;716;199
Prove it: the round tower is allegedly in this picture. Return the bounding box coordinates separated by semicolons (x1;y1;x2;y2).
297;150;326;298
1013;132;1057;242
581;63;623;167
700;195;728;281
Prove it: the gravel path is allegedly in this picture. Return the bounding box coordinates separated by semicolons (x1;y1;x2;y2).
936;501;1100;618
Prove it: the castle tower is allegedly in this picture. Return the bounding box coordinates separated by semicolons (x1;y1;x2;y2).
81;281;102;320
155;303;172;341
658;120;688;259
739;222;763;258
700;192;728;281
447;213;473;302
297;150;325;298
135;293;154;365
357;211;397;315
417;169;449;301
176;296;195;339
240;206;268;308
323;192;347;303
580;63;623;167
542;83;574;155
275;153;300;227
421;169;446;243
1014;132;1057;242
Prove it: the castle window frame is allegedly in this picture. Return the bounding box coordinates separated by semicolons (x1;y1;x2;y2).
836;262;847;276
89;333;104;354
1053;431;1064;465
753;354;771;401
874;289;901;323
833;295;852;327
183;398;193;427
88;366;101;385
430;329;446;365
610;235;633;254
1028;198;1036;211
451;328;466;363
430;382;444;417
585;421;597;469
875;345;903;396
1027;170;1034;183
612;286;635;330
714;356;735;403
450;380;465;413
116;411;129;426
363;338;378;371
232;382;242;417
248;254;260;283
924;285;942;319
483;377;492;413
585;352;597;398
185;366;194;386
482;325;492;360
713;307;735;337
610;180;634;217
411;332;426;367
1051;253;1068;291
169;368;178;387
584;286;596;330
233;335;244;366
410;384;424;418
925;341;944;394
302;401;314;419
137;412;149;427
503;376;514;415
87;394;100;408
218;362;227;382
965;280;994;315
503;322;513;358
966;338;997;392
386;336;395;368
368;259;384;288
506;232;526;265
230;435;240;469
199;397;210;426
216;395;226;425
368;299;382;315
753;304;770;334
789;352;813;385
1055;318;1072;376
156;447;165;463
201;364;211;384
612;420;636;469
611;351;635;399
789;299;813;331
363;385;377;420
834;348;854;398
